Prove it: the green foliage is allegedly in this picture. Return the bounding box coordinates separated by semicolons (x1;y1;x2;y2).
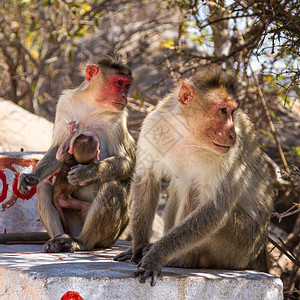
268;109;281;122
162;39;175;49
292;146;300;157
0;0;103;110
132;90;141;100
259;129;274;139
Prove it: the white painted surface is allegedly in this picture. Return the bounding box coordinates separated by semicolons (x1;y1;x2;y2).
0;242;283;300
0;153;47;234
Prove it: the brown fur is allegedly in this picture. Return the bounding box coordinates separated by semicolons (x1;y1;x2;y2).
53;128;101;234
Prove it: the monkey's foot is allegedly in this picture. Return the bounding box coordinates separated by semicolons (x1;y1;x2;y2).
43;234;81;253
114;244;153;264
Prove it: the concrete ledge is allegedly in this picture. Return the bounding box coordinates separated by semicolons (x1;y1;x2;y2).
0;241;283;300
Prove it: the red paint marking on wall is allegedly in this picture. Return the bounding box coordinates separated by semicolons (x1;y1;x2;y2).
0;170;9;203
0;157;39;172
0;156;58;208
61;291;84;300
49;171;59;183
0;157;40;204
0;156;62;213
1;193;18;212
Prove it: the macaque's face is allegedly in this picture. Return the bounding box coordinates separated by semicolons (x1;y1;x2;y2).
102;74;132;111
85;65;132;111
179;83;237;155
200;97;237;154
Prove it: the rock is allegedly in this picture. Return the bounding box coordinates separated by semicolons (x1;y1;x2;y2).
0;99;53;152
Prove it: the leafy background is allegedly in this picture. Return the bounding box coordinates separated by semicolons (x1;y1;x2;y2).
0;1;299;298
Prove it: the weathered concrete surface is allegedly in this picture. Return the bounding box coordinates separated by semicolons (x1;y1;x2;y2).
0;241;283;300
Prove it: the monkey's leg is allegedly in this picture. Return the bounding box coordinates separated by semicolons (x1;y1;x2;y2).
163;187;179;233
54;199;71;234
250;243;269;272
37;182;79;253
77;181;130;250
61;196;89;211
60;196;90;223
41;181;129;252
37;181;64;238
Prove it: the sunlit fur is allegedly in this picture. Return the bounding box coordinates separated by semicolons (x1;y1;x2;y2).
21;58;135;251
130;67;274;272
53;87;133;160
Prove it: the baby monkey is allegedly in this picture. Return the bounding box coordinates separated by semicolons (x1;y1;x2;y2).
53;121;100;234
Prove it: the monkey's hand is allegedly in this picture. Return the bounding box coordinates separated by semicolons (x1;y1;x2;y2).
67;121;78;134
18;173;39;194
113;247;133;262
132;253;162;286
67;164;92;186
113;244;153;264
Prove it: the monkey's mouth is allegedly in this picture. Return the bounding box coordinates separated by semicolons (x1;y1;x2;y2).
212;142;230;149
113;102;126;109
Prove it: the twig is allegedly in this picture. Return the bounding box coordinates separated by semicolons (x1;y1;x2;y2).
272;204;300;222
237;29;290;174
268;236;300;268
247;56;290;174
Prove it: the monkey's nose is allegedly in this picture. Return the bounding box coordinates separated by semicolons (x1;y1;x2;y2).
229;130;236;141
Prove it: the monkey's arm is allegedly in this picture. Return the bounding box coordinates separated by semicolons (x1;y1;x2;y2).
67;153;135;186
18;146;60;194
134;198;231;286
56;139;72;161
56;121;77;161
114;171;160;263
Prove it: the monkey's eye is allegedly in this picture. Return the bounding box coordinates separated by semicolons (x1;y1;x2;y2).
125;84;130;90
220;107;227;114
118;80;123;86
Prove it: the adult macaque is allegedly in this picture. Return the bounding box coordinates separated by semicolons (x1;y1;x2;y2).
114;67;275;286
53;121;100;234
18;57;135;252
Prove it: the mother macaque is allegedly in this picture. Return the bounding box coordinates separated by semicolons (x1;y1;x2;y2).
115;67;275;286
18;57;135;252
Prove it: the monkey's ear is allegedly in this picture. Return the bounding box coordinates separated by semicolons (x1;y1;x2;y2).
85;65;99;82
97;149;100;160
178;82;194;105
68;145;73;155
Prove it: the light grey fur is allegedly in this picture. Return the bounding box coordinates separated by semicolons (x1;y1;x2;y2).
119;68;274;279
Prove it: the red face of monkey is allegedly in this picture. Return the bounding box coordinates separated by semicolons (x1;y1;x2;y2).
104;75;132;110
85;65;132;111
178;82;237;155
